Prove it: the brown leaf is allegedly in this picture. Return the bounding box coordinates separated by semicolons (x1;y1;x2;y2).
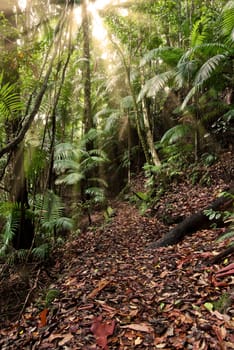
121;323;154;333
87;279;110;299
48;333;63;342
39;308;48;328
58;333;73;346
90;315;115;349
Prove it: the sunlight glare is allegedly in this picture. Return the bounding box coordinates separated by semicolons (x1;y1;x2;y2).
74;6;82;27
18;0;27;11
89;5;108;42
94;0;128;10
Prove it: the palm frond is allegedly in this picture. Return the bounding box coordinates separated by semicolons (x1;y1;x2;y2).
194;54;227;85
222;0;234;39
161;124;192;145
140;47;183;67
180;86;200;111
104;111;122;132
175;60;198;87
54;158;81;173
120;96;134;110
79;128;100;149
137;71;174;101
179;43;229;63
55;172;85;185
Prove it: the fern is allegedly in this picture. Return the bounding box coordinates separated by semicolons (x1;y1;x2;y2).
32;243;50;260
0;73;24;118
34;190;73;234
0;203;20;256
85;187;106;203
190;18;209;47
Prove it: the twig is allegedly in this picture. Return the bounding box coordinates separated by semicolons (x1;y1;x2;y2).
18;268;41;322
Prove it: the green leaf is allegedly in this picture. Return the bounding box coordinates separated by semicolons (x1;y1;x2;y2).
204;302;214;312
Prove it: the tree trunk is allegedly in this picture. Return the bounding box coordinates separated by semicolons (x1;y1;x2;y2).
1;2;34;249
82;0;93;137
141;96;161;167
148;187;234;248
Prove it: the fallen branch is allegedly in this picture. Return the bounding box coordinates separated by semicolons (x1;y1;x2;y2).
208;245;234;265
148;187;234;248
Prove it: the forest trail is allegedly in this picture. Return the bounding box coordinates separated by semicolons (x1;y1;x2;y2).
1;154;234;349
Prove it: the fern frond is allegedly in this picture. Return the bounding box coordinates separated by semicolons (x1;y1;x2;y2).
55;217;73;231
216;230;234;242
0;206;20;255
34;191;64;232
190;19;208;47
85;187;105;203
32;243;50;260
0;76;24;118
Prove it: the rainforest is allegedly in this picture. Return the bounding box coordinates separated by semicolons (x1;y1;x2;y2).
0;1;233;348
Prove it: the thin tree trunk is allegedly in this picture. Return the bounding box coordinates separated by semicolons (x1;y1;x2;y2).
141;97;161;166
82;0;93;137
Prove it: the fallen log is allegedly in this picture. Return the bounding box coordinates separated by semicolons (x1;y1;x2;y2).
148;187;234;248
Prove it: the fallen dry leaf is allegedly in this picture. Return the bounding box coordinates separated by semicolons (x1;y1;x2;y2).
90;315;115;349
39;308;48;328
58;333;73;346
121;323;154;333
87;279;110;299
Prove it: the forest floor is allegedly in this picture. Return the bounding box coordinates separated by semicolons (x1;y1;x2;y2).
0;152;234;349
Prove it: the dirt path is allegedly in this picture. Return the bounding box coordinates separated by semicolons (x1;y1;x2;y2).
1;193;233;349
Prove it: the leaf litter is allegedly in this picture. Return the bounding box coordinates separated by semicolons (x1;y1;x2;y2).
0;153;234;349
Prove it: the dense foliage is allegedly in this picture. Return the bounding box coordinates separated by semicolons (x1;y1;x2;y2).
0;0;233;259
